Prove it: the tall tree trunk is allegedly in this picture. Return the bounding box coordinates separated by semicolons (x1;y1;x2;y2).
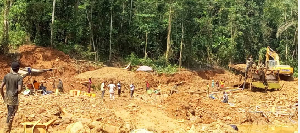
130;0;133;26
285;36;288;60
121;2;124;29
51;0;56;47
74;0;79;15
144;32;148;59
74;0;79;42
293;28;297;46
292;28;297;60
109;3;113;61
179;23;184;70
1;0;11;53
230;17;235;64
88;1;96;62
165;5;172;62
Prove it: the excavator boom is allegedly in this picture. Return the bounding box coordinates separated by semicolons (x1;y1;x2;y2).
266;46;280;65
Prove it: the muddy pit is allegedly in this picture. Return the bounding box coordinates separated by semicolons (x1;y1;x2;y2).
0;45;297;133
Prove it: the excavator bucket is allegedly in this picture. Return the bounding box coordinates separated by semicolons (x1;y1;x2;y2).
268;83;281;89
252;82;281;89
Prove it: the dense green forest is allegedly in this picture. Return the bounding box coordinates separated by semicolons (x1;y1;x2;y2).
0;0;298;75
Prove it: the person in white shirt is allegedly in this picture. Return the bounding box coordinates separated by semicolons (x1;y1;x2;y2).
117;81;121;97
107;81;116;100
100;81;105;99
130;83;135;98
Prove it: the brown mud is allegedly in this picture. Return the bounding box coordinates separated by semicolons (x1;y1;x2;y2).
0;45;297;133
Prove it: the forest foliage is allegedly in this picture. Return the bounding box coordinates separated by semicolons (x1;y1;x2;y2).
0;0;298;76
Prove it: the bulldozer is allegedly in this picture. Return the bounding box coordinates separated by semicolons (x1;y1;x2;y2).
265;46;293;79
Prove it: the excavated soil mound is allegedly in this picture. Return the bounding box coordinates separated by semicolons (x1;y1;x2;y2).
164;93;245;124
163;92;276;126
16;45;100;92
0;55;11;77
19;45;72;68
228;64;247;73
75;67;239;95
0;45;296;132
75;67;135;81
75;68;200;92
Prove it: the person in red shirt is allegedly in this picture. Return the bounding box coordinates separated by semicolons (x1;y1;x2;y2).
88;78;92;93
80;78;92;93
146;81;150;92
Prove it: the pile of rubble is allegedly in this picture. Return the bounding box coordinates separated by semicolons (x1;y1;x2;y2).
0;94;125;132
163;93;245;124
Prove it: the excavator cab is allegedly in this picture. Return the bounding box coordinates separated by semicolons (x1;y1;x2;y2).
266;60;278;69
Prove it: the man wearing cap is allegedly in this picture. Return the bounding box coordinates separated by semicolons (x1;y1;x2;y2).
0;62;23;133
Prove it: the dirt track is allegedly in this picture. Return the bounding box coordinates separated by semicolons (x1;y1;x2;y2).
0;45;298;133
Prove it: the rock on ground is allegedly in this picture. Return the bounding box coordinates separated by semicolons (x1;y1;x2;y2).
66;122;90;133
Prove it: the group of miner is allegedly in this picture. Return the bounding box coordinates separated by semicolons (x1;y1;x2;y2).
0;62;153;133
1;57;253;133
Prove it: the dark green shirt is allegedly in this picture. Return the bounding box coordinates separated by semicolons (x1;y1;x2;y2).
3;72;23;105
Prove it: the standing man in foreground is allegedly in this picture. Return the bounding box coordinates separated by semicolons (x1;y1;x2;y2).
0;62;23;133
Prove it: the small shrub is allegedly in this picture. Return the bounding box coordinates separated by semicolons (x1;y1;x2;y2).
126;53;141;66
293;72;298;78
125;53;178;74
140;58;153;66
153;64;177;74
9;30;26;48
56;44;94;60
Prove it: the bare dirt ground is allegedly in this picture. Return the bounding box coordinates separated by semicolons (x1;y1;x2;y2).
0;45;298;133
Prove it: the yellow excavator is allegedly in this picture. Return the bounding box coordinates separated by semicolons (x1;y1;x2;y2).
228;46;292;91
265;46;293;78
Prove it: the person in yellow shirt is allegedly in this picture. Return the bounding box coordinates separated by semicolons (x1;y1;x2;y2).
220;80;225;89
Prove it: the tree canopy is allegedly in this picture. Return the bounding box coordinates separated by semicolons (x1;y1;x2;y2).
0;0;298;75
